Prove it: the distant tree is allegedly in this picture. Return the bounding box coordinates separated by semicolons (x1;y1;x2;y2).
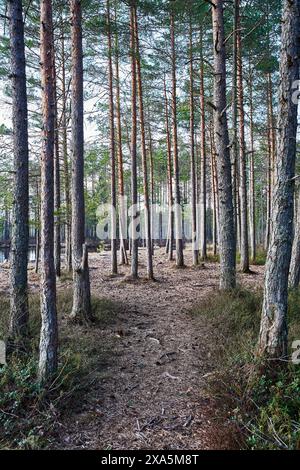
106;0;117;275
170;3;184;267
134;5;154;280
130;2;139;279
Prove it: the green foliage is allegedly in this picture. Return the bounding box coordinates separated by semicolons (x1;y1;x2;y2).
246;368;300;450
0;289;119;449
192;287;300;450
0;353;80;449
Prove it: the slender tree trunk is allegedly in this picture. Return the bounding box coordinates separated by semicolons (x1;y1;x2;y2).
114;6;128;266
61;31;72;272
35;228;40;274
265;90;272;251
199;28;207;261
107;0;117;275
236;0;249;273
38;0;58;383
35;180;40;274
189;18;198;266
248;58;256;263
163;76;174;261
258;0;300;359
54;58;61;278
265;72;276;250
8;0;29;344
212;0;236;290
268;72;277;198
148;123;155;255
134;7;154;280
130;4;138;279
70;0;92;321
209;122;218;257
231;0;239;248
170;8;184;267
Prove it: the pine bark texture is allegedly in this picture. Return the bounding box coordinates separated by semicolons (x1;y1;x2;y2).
236;0;249;273
248;60;256;262
163;77;174;261
231;0;239;246
54;59;61;278
170;9;184;267
134;7;154;280
107;0;117;275
38;0;58;382
61;30;72;272
130;4;138;279
114;8;128;266
70;0;92;321
258;0;300;359
199;32;207;261
212;0;236;290
189;19;198;266
8;0;29;342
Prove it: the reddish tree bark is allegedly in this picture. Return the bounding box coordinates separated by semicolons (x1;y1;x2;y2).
70;0;92;321
38;0;58;383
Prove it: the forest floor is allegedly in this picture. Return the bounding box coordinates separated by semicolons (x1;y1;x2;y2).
0;248;264;450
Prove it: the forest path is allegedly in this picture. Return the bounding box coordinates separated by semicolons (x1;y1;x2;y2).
52;248;263;450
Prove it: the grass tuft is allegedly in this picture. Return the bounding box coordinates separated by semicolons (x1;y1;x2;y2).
0;289;119;449
192;287;300;450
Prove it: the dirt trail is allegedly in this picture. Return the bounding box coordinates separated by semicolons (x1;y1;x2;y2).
50;248;263;450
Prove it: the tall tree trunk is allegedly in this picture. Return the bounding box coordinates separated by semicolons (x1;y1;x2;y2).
70;0;92;321
134;7;154;280
148;122;155;255
209;121;218;257
212;0;236;290
54;58;61;278
189;18;198;266
114;6;128;266
8;0;29;344
163;76;174;261
170;7;184;267
130;4;138;279
38;0;58;383
248;58;256;263
231;0;239;249
107;0;117;275
265;72;276;250
61;30;72;272
199;27;207;261
258;0;300;359
268;72;277;199
265;90;272;251
236;0;249;273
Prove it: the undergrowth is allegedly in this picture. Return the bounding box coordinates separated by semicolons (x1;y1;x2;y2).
0;289;118;449
192;287;300;450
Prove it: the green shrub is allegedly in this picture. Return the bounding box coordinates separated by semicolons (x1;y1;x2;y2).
0;352;81;449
